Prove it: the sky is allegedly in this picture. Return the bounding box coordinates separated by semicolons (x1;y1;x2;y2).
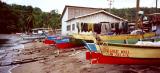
1;0;160;13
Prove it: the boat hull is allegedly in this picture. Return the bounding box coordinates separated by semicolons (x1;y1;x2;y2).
99;43;160;58
55;42;83;49
44;36;69;45
44;36;84;49
71;33;160;64
86;52;160;64
43;39;56;45
85;43;160;64
55;39;84;49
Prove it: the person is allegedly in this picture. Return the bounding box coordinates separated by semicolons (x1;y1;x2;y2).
41;30;47;37
152;24;157;32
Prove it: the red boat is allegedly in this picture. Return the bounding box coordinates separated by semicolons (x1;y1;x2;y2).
86;48;160;65
43;39;56;45
44;36;84;49
85;40;160;64
72;33;160;64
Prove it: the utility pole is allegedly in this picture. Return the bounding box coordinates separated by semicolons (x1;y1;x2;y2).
107;0;113;12
156;0;158;13
136;0;140;29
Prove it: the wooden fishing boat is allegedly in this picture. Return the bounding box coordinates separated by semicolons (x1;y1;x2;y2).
44;36;68;45
20;34;45;40
93;43;160;64
44;35;84;49
55;38;84;49
72;32;155;41
43;36;56;45
72;32;160;64
43;39;56;45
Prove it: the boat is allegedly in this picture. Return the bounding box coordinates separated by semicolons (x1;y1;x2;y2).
72;33;160;64
43;35;59;45
20;34;45;40
44;35;84;49
94;42;160;64
72;32;155;41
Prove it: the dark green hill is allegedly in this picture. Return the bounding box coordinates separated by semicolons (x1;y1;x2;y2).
0;1;61;34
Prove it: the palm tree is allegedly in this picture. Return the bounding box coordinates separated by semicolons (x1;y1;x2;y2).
25;6;34;33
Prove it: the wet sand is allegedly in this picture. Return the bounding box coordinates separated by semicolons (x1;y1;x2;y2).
11;42;160;73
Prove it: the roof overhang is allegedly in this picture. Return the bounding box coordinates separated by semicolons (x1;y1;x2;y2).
66;10;127;22
60;5;103;21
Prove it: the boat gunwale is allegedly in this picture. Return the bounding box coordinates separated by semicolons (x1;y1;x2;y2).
103;43;160;49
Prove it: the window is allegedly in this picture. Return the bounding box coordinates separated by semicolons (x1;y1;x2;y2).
67;25;71;31
115;23;119;29
111;23;115;28
72;24;75;30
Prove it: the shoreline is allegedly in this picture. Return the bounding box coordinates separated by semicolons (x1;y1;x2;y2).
9;65;18;73
9;42;30;73
10;42;160;73
10;42;55;73
0;43;24;73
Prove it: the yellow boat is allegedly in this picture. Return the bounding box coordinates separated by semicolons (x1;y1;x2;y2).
72;32;160;64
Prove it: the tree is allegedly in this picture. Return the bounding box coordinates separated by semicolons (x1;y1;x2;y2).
0;1;19;33
48;10;61;29
0;1;62;33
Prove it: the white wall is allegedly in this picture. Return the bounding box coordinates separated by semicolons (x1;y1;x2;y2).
67;20;79;34
61;8;68;35
68;7;100;20
66;13;121;35
77;13;120;23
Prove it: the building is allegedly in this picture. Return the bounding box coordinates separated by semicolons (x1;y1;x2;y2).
32;28;52;35
61;5;127;35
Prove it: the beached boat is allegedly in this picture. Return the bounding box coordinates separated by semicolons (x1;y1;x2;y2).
20;34;45;40
44;35;84;49
72;32;155;41
93;43;160;64
72;33;160;64
44;36;63;45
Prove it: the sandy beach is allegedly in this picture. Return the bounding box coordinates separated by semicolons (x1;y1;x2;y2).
10;42;160;73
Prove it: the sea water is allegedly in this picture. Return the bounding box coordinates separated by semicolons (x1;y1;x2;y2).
0;34;24;73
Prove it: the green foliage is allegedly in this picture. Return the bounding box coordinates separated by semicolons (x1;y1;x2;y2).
106;7;160;22
1;0;160;34
0;1;61;33
0;1;19;33
48;10;61;29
